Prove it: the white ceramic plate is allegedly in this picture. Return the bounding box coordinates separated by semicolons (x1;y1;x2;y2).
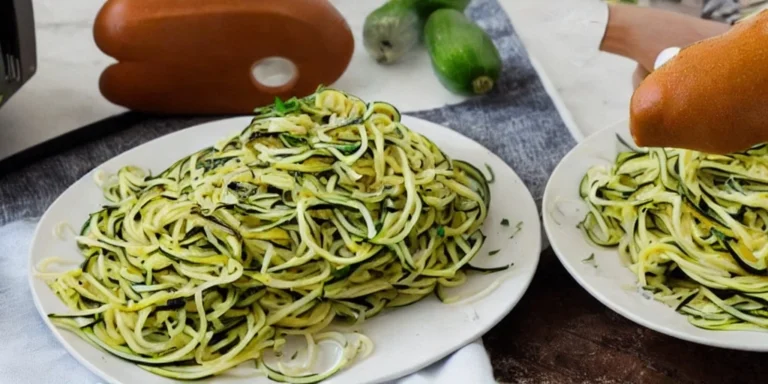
29;116;541;384
543;123;768;352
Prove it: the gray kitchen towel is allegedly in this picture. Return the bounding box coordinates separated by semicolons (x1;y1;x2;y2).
0;0;575;225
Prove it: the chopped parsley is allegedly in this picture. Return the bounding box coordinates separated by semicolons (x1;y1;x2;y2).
437;226;445;237
290;350;299;360
582;253;597;267
274;96;287;114
500;219;510;226
272;96;300;116
509;221;523;238
488;249;500;256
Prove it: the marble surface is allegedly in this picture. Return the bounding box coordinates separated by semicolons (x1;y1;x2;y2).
0;0;635;161
501;0;635;137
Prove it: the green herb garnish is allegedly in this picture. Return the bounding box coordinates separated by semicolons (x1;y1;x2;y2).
509;221;523;238
271;96;301;116
290;350;299;360
582;253;597;267
275;97;287;114
437;226;445;237
488;249;500;256
500;219;510;226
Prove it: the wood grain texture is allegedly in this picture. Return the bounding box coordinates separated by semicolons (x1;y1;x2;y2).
484;248;768;384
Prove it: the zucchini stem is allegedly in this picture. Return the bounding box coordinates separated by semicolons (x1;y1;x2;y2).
472;76;494;94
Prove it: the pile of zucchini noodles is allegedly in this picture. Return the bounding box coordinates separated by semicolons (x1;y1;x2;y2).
39;89;493;381
580;141;768;331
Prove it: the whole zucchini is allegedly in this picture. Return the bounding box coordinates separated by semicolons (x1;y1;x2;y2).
363;0;421;64
410;0;471;19
424;9;502;95
363;0;472;64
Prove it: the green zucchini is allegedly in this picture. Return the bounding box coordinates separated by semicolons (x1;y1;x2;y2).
363;0;472;64
363;0;421;64
424;9;502;95
409;0;471;18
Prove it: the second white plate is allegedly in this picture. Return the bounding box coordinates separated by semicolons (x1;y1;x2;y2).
543;124;768;352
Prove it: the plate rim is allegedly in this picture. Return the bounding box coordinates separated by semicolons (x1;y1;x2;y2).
542;124;768;352
28;115;542;383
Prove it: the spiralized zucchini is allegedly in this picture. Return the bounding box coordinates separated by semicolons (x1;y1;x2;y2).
40;89;492;381
580;143;768;331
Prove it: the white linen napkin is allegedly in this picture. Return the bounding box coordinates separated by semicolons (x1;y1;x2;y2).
0;220;496;384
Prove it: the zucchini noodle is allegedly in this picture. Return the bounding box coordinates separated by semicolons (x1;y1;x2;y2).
580;143;768;331
40;89;494;381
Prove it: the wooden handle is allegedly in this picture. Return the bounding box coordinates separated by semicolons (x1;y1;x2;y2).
631;10;768;154
600;4;729;72
94;0;354;114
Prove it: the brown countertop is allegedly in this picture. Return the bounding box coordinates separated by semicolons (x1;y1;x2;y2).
484;248;766;384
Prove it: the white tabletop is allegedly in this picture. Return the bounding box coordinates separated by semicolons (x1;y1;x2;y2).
0;0;633;159
501;0;635;138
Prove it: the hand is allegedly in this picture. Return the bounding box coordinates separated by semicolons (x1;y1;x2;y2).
600;4;730;89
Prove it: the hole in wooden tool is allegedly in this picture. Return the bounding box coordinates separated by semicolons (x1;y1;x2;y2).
251;57;297;91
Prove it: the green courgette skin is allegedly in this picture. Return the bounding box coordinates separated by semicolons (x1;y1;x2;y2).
424;9;502;95
407;0;472;19
363;0;422;64
363;0;472;64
